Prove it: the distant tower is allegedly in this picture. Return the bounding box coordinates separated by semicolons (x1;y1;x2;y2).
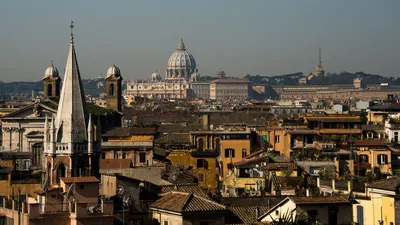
314;48;325;77
42;62;61;98
353;77;363;89
105;65;123;112
216;71;226;79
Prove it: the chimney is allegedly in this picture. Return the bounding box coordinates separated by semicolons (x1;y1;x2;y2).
306;188;310;197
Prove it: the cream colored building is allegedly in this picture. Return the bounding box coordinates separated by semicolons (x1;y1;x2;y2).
210;78;252;100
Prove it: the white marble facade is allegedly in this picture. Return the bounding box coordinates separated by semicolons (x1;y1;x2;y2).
127;37;200;99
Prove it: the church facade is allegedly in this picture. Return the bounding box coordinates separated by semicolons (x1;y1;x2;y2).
126;37;200;99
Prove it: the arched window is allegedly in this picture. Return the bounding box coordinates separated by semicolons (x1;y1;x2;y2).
47;84;53;97
56;163;66;184
109;83;115;96
198;138;204;151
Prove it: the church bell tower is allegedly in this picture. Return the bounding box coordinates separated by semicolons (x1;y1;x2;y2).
105;65;123;112
42;62;61;98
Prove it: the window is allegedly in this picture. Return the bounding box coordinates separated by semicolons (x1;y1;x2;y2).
199;173;205;183
197;159;208;169
139;152;146;163
242;149;247;158
15;160;20;170
198;138;204;151
122;153;127;159
101;152;106;159
224;149;235;158
109;83;115;96
23;160;31;170
359;155;369;163
133;219;142;225
274;135;280;143
79;184;84;190
377;154;388;165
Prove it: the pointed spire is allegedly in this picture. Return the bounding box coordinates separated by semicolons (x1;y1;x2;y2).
88;113;93;133
88;114;94;154
96;116;102;142
55;22;88;144
50;116;56;154
44;115;49;152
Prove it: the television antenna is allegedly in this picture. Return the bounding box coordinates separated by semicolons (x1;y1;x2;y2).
61;182;76;211
117;184;130;225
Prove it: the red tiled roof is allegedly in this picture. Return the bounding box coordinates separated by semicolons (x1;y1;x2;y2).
351;139;387;147
245;150;263;159
105;127;156;137
61;176;100;184
150;192;226;213
265;163;297;170
100;159;133;169
291;196;349;204
161;184;210;199
367;176;400;191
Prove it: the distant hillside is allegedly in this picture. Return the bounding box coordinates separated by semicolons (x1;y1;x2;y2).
245;71;395;86
0;79;105;97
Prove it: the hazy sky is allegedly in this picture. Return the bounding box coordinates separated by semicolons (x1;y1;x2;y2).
0;0;399;82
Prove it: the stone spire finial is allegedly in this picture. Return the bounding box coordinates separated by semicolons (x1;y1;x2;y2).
69;21;74;44
177;35;185;50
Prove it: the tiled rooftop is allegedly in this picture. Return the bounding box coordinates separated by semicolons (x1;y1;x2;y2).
291;196;349;204
367;176;400;191
161;184;210;199
61;176;100;184
150;191;226;213
105;127;156;137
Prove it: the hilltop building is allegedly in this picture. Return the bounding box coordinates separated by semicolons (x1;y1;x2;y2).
299;48;325;85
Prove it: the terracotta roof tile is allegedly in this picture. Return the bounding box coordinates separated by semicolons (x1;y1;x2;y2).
105;127;156;137
100;159;133;169
367;176;400;191
61;176;100;184
161;184;209;199
265;163;297;170
150;192;226;213
291;196;349;204
351;139;387;147
227;206;269;225
245;150;263;159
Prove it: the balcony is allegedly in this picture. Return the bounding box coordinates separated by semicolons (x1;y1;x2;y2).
101;141;153;150
318;128;362;134
354;162;371;170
